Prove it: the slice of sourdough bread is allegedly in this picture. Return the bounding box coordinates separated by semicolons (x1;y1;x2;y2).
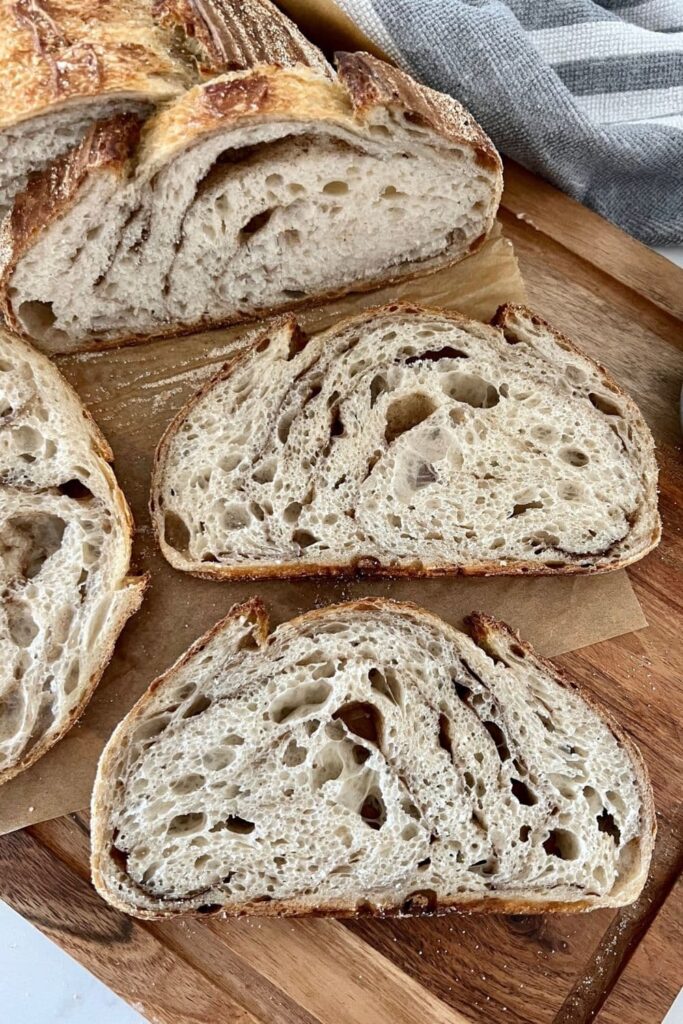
91;598;655;919
0;329;146;784
151;303;660;579
0;53;501;353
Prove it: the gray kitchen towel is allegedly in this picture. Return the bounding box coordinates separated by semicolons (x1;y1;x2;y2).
334;0;683;245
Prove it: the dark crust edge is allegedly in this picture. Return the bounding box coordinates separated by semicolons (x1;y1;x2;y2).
90;596;655;919
335;51;501;173
150;301;661;580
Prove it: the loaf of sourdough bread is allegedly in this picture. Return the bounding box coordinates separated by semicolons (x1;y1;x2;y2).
0;53;502;352
0;328;146;784
91;598;655;919
151;303;660;579
0;0;328;214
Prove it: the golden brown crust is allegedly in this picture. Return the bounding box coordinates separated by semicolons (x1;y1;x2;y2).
0;0;189;132
335;51;502;173
91;597;654;919
1;59;502;349
150;301;660;580
0;0;329;134
153;0;331;77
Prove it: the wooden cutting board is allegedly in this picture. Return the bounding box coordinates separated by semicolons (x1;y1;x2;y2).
0;160;681;1024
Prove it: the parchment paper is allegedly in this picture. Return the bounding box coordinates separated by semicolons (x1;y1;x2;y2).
0;226;646;835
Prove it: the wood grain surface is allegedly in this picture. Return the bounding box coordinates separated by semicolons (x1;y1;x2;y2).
0;159;681;1024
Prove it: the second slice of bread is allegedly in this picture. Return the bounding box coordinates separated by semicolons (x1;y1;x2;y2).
151;303;660;578
91;598;654;919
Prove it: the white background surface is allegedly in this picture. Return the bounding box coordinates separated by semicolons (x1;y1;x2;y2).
1;245;681;1024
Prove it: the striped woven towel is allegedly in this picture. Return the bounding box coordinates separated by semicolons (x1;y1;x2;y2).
334;0;683;245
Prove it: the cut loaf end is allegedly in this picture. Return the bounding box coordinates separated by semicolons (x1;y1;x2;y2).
1;55;502;352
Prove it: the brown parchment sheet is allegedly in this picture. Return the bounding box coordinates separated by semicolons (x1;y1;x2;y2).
0;226;646;835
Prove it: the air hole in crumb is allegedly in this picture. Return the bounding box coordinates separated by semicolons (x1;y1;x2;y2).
6;513;66;579
368;667;402;707
110;845;129;872
370;375;387;406
171;773;205;795
5;600;38;647
543;828;579;860
59;479;94;502
311;745;343;787
468;858;497;876
511;779;537;805
519;825;531;842
17;300;57;338
330;406;344;437
589;392;622;417
402;889;437;912
453;679;471;702
483;720;510;761
537;712;555;732
252;459;277;483
442;371;499;408
211;815;255;835
282;739;307;767
332;701;382;747
560;447;589;467
283;501;302;523
360;792;385;830
183;694;212;719
511;500;543;517
597;808;621;845
164;511;190;552
293;529;318;549
438;714;453;758
385;393;436;445
238;208;273;239
167;812;205;836
270;682;331;724
405;345;469;365
381;184;406;198
323;180;349;195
